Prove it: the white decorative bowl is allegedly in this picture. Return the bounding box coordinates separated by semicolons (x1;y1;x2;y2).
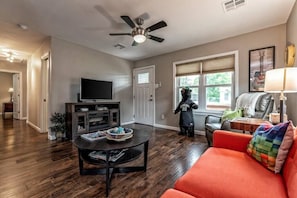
106;127;133;141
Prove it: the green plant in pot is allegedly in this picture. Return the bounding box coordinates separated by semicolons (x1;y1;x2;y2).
50;112;66;140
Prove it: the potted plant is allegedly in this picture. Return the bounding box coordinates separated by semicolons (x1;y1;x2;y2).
50;112;66;140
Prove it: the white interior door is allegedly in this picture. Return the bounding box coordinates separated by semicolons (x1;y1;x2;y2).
40;54;50;133
133;66;155;125
13;73;20;119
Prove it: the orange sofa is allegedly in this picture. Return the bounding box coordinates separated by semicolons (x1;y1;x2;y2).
161;130;297;198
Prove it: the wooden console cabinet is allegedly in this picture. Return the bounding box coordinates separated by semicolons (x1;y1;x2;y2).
2;102;13;119
65;101;120;140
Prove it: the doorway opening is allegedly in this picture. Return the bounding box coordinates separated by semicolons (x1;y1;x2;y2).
0;69;22;120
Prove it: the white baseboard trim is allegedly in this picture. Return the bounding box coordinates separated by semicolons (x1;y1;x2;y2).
48;134;56;140
27;120;55;140
154;123;205;136
154;124;179;131
26;120;41;132
121;120;135;125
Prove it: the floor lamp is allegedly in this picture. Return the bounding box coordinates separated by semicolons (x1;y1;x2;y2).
264;67;297;123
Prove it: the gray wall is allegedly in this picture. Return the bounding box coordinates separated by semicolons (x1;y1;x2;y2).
50;37;134;126
286;1;297;124
134;25;286;131
28;38;51;128
27;37;134;135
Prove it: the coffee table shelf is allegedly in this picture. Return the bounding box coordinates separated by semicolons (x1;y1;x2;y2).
79;148;142;166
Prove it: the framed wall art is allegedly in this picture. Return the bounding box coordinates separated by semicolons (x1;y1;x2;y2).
249;46;275;92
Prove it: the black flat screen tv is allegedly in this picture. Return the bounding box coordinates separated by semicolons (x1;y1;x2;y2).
80;78;112;100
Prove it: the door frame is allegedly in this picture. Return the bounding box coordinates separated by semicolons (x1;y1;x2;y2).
0;69;22;119
133;65;156;125
40;52;50;133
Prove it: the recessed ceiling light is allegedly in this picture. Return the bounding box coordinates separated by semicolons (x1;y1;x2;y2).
17;23;28;30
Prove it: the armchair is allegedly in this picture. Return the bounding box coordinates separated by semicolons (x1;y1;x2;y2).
205;93;274;146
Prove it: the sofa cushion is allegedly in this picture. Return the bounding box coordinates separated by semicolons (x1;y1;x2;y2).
255;94;271;112
174;148;287;198
246;121;290;173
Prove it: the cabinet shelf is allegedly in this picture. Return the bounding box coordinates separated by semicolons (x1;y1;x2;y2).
65;102;120;140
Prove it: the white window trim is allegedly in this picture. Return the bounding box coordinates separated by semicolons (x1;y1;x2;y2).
172;50;239;113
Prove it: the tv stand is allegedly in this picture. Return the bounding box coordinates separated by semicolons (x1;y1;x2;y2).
65;101;120;140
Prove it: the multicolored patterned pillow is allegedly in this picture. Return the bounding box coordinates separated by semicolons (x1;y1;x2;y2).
246;121;290;173
275;121;295;173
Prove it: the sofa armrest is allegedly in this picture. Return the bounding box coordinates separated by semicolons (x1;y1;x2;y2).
205;115;222;124
213;130;252;152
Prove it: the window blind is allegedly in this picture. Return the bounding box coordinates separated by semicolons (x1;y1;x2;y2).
176;62;201;76
175;55;234;76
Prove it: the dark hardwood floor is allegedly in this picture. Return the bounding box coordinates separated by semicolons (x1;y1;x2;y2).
0;119;208;198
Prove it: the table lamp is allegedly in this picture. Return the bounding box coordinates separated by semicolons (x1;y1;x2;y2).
264;67;297;122
8;88;14;102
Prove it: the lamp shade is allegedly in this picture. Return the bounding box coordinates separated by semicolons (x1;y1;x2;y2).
264;67;297;93
8;88;14;93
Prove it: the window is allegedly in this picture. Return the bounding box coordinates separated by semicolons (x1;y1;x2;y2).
137;72;149;84
176;75;199;105
205;72;232;110
175;54;235;112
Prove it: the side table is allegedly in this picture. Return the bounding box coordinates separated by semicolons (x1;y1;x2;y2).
230;118;267;134
2;102;13;119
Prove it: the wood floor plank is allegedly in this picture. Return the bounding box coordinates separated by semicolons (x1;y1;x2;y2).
0;119;208;197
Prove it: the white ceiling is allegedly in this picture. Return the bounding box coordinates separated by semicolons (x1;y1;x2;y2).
0;0;295;62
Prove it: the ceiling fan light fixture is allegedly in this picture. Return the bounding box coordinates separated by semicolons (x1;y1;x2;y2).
110;15;166;45
132;27;147;43
133;34;146;43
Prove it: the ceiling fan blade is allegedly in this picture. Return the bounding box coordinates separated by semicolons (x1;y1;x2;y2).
121;16;136;28
132;41;139;46
148;35;164;42
146;20;167;32
109;33;131;36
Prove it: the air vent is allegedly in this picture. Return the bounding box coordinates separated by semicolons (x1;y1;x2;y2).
222;0;246;12
114;43;126;49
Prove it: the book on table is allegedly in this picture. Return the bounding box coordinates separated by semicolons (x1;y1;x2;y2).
88;149;128;162
81;131;106;141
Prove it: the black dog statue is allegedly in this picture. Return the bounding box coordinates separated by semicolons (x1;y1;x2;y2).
174;87;198;137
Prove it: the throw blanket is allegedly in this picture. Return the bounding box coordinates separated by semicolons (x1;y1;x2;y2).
235;93;266;117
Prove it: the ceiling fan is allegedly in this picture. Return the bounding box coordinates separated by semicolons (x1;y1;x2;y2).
109;16;167;46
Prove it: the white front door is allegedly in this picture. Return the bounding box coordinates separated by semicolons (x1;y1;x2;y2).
133;66;155;125
12;73;20;119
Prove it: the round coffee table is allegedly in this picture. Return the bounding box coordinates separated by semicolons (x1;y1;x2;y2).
73;128;151;197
